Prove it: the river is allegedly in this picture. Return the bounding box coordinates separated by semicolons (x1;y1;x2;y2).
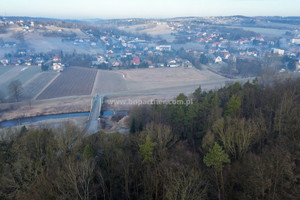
0;110;129;128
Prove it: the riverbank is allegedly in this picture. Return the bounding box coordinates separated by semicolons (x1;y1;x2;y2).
0;112;90;128
0;96;91;122
0;116;89;135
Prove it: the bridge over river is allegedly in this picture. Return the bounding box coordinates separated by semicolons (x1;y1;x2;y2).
84;77;256;135
84;95;102;135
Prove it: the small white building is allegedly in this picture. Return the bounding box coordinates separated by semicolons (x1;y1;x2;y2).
52;63;64;72
279;68;286;73
156;45;171;51
0;58;9;66
291;38;300;45
215;56;223;63
272;48;285;55
170;64;179;68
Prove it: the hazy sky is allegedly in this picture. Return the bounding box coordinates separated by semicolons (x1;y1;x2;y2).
1;0;299;19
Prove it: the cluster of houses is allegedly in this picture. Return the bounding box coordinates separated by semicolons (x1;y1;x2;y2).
83;19;300;70
90;44;190;69
0;48;66;72
0;17;300;73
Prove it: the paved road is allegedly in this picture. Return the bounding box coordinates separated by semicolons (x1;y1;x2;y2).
85;95;102;135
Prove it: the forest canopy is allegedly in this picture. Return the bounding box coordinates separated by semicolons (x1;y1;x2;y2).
1;75;300;200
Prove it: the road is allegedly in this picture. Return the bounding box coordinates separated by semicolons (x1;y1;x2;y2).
85;95;102;135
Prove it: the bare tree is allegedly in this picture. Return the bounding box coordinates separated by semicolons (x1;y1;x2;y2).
8;80;23;102
163;168;207;200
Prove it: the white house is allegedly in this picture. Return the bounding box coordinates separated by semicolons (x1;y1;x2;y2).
170;64;179;68
156;45;171;51
272;48;285;55
0;58;9;66
291;38;300;45
52;63;64;72
215;56;223;63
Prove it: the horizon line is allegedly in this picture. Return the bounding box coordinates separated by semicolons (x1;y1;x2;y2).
1;15;300;21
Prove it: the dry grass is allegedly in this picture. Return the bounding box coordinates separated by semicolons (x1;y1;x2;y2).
92;70;127;94
0;116;88;134
116;67;223;82
0;96;91;122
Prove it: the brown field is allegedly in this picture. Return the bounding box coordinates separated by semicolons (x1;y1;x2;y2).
112;67;227;93
92;67;226;96
117;67;222;82
23;72;59;99
37;67;97;100
92;67;228;96
92;70;127;94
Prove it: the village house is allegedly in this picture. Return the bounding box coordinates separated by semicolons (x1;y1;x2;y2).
272;48;285;55
52;63;64;72
156;45;171;51
215;56;223;63
223;52;230;59
53;55;60;62
0;58;8;66
131;55;140;65
291;38;300;45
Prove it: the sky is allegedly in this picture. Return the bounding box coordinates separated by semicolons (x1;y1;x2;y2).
1;0;299;19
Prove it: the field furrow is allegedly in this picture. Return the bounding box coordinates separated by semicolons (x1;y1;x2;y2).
36;67;97;100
